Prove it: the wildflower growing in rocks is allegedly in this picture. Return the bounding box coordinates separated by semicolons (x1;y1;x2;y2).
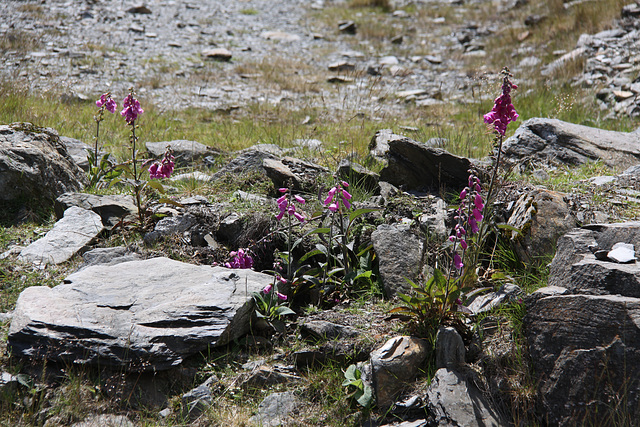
276;187;306;222
96;92;117;114
449;172;485;272
224;248;254;269
324;181;352;212
149;147;175;179
484;70;519;137
121;92;144;125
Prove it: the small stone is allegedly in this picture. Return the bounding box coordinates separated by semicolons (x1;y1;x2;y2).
607;242;635;263
379;55;399;66
614;90;634;101
327;76;354;83
129;24;145;33
328;61;355;72
201;48;232;62
260;31;301;42
127;5;152;14
338;20;357;34
435;327;465;369
390;35;403;44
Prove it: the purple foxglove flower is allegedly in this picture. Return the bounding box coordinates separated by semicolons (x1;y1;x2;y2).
277;195;287;205
149;163;159;179
324;187;337;205
484;77;518;136
453;253;463;270
342;189;352;200
460;188;467;199
341;181;349;187
294;195;306;204
460;239;468;250
121;93;144;124
328;203;338;212
472;208;483;222
275;211;285;221
449;236;456;242
263;284;273;294
276;292;287;301
474;194;484;210
469;217;479;234
293;211;305;222
278;188;288;193
342;198;351;210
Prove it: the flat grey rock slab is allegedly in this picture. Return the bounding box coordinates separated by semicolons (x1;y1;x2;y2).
145;140;212;167
250;391;300;427
55;192;137;228
8;258;272;371
18;206;103;266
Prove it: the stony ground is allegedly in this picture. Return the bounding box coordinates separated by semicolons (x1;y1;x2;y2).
0;0;513;117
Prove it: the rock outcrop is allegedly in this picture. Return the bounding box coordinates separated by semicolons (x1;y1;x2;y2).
8;259;272;372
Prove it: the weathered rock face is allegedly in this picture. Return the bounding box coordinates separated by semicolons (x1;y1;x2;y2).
55;192;137;229
524;294;640;425
549;222;640;296
507;188;577;263
371;129;474;192
426;368;506;427
371;224;423;298
263;156;330;191
18;207;104;266
502;118;640;171
370;336;429;408
0;123;87;205
212;144;284;178
8;259;271;372
527;222;640;425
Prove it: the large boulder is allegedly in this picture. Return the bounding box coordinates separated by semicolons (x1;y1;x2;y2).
524;294;640;425
526;221;640;425
370;129;475;192
8;258;272;372
55;192;137;229
0;123;87;205
502;118;640;171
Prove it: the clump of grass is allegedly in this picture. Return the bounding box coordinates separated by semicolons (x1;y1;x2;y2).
0;29;41;53
239;8;259;15
349;0;391;12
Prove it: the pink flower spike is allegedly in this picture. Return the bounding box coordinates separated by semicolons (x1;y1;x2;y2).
276;292;287;301
105;98;117;114
263;284;273;294
294;195;306;204
453;253;464;270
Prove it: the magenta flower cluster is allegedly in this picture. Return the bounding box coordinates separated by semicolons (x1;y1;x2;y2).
96;93;117;114
149;150;175;179
449;172;485;270
261;283;287;301
121;93;144;124
276;188;306;222
324;181;352;212
224;248;254;269
483;74;518;136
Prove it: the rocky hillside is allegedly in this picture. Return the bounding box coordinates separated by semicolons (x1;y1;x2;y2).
2;1;640;426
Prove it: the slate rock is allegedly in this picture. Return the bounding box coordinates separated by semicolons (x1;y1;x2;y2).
144;214;197;245
8;260;273;371
370;336;429;408
426;368;506;426
338;160;379;193
466;283;523;315
55;192;137;228
169;171;213;182
300;320;359;341
212;144;284;178
524;294;640;425
263;156;330;191
371;224;423;298
0;371;19;394
59;136;107;171
250;391;300;427
18;207;103;266
435;326;465;369
181;375;217;421
0;123;87;205
371;129;474;192
502;118;640;171
507;189;577;263
201;48;232;61
146;140;214;167
240;365;300;390
338;20;357;34
80;246;141;270
549;222;640;297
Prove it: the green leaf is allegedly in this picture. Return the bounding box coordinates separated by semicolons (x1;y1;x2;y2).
356;384;373;407
344;364;358;382
147;179;166;193
348;208;378;223
274;306;296;316
157;197;184;207
299;249;324;263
